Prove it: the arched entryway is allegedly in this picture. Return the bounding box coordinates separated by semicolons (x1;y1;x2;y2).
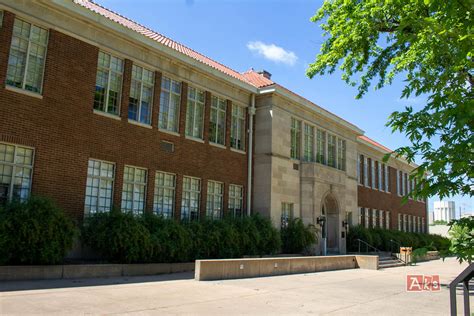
322;194;339;254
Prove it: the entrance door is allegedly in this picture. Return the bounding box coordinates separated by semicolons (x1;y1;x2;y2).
323;194;339;254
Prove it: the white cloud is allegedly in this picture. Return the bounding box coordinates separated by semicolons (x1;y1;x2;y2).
247;41;298;66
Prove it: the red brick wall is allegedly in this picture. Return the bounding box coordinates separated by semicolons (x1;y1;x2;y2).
0;11;248;221
357;165;427;231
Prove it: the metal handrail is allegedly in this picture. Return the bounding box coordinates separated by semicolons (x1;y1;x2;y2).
389;239;407;265
356;238;382;254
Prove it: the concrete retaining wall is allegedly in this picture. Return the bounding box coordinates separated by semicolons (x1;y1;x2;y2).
396;251;440;264
0;262;195;281
195;255;378;281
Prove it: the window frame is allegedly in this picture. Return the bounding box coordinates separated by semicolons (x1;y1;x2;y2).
121;165;148;215
181;176;201;221
327;134;337;168
209;95;227;146
0;142;35;204
128;64;154;125
290;118;302;160
206;180;224;219
316;129;326;164
303;123;315;162
159;76;182;133
228;184;244;217
94;51;124;116
6;18;49;94
185;86;206;139
153;171;176;219
230;104;246;151
84;158;115;216
337;138;346;171
281;202;294;228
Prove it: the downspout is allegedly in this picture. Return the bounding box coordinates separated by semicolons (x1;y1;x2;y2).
247;94;256;216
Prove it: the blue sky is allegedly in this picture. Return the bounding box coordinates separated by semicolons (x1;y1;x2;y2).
96;0;472;214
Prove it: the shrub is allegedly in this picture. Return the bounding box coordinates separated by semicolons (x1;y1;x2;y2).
446;216;474;263
281;218;317;254
82;209;153;263
251;214;281;255
0;196;76;265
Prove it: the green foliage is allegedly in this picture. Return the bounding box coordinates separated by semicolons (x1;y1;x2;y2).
411;247;429;264
82;209;153;263
447;216;474;264
347;225;450;253
82;212;281;263
281;218;318;254
308;0;474;200
0;196;76;265
430;220;448;226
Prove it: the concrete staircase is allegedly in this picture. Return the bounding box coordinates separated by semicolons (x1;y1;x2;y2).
378;255;406;269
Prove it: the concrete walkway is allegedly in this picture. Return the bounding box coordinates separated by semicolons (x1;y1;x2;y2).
0;258;470;315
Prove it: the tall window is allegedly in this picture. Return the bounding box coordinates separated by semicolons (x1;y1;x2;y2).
316;129;326;164
403;172;407;195
384;164;389;192
209;96;226;145
153;172;175;218
94;51;123;115
372;209;377;228
396;170;401;195
359;207;364;227
303;124;314;162
386;211;390;229
364;157;369;186
0;11;3;27
290;118;301;159
181;177;200;220
365;208;370;228
281;202;293;228
403;214;408;232
186;86;205;139
84;159;114;215
229;184;243;217
379;210;384;228
231;105;246;150
422;217;425;233
407;215;412;232
337;139;346;171
129;65;154;125
6;18;48;94
206;181;223;219
159;76;181;132
357;155;361;183
121;166;147;214
0;143;34;204
378;162;383;190
327;134;337;167
371;159;376;189
398;214;402;230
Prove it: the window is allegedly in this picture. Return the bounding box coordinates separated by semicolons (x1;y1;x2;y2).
6;18;48;94
231;105;246;150
327;134;337;167
398;214;402;230
129;64;154;125
159;76;181;132
303;124;314;162
209;96;226;145
0;143;33;204
186;86;205;139
407;215;412;232
379;210;384;228
337;139;346;171
372;209;377;228
316;129;326;164
206;181;223;219
371;159;376;189
281;202;293;228
0;10;3;27
229;184;243;217
153;171;175;218
403;172;407;195
384;164;389;192
386;211;390;229
121;166;147;214
378;162;383;190
359;207;364;226
403;214;408;232
290;118;301;159
93;51;123;115
396;170;401;195
422;217;425;233
364;157;369;187
418;216;421;233
84;159;114;215
357;154;361;184
365;208;370;228
181;177;200;220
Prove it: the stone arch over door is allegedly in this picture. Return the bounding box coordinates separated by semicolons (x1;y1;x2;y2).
322;193;340;253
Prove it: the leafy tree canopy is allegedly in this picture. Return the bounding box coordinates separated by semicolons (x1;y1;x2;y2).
307;0;473;199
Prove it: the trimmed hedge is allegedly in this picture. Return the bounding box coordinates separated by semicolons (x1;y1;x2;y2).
347;225;450;253
82;212;282;263
0;196;76;265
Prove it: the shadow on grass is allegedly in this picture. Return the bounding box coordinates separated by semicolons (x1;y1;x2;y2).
0;271;195;292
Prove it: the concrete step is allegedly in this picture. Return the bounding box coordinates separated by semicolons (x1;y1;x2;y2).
379;261;406;269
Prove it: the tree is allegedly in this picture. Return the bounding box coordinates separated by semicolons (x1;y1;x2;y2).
307;0;473;200
447;216;474;264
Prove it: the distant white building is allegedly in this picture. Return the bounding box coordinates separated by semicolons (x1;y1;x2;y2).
433;201;456;222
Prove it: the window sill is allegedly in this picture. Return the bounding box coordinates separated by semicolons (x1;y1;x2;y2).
5;85;43;99
128;119;152;129
231;148;246;155
93;109;121;121
185;136;205;143
210;142;227;150
158;129;180;137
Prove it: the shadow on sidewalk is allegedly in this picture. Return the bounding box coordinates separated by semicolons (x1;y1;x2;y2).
0;271;195;292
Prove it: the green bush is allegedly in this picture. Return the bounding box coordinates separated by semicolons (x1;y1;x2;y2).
347;225;450;253
281;218;317;254
0;196;76;265
82;209;153;263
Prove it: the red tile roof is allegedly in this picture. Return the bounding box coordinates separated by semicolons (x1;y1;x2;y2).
358;135;393;153
242;69;275;88
73;0;251;85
